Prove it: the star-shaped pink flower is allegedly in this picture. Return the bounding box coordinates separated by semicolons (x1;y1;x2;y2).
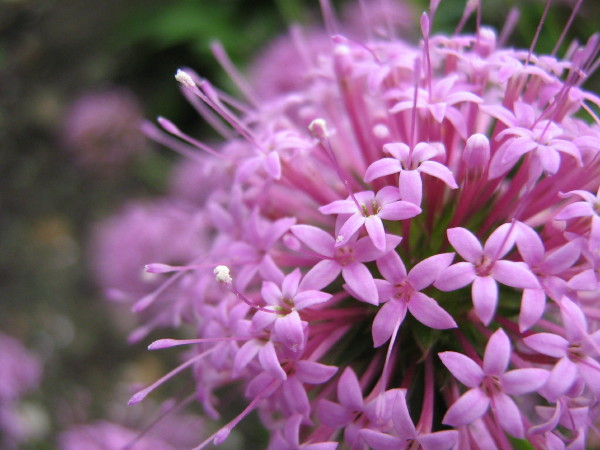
439;328;549;438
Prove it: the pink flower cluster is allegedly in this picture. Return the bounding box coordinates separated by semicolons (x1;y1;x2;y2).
95;1;600;448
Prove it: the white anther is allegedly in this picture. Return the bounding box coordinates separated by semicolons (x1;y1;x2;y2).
214;265;232;284
175;69;196;88
336;235;344;244
308;118;329;140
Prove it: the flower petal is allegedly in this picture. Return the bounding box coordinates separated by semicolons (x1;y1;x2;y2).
273;310;305;356
300;259;341;291
447;228;482;263
439;352;484;388
338;367;364;411
493;393;524;438
364;158;401;182
359;429;403;450
492;261;539;289
372;300;407;347
399;170;423;205
295;361;338;384
408;292;457;329
376;250;407;284
291;225;334;257
419;160;458;188
365;215;386;252
342;263;379;305
434;262;476;291
419;430;459;450
501;368;549;395
442;388;489;426
391;390;417;440
472;276;498;325
408;252;455;291
483;328;511;375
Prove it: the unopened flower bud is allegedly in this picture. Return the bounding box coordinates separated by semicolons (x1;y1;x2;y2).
462;134;490;175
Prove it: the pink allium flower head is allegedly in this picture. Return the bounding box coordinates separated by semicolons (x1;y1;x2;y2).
104;0;600;448
63;88;147;172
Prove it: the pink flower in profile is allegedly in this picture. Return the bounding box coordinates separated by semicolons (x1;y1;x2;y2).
319;187;420;251
439;328;549;438
556;186;600;249
372;251;456;347
435;224;540;324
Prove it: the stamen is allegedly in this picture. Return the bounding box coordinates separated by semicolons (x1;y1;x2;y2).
141;121;206;163
308;118;362;210
454;0;478;36
148;336;254;350
498;7;520;48
132;271;185;313
213;265;279;314
526;0;552;66
551;0;583;57
157;116;225;159
210;41;260;106
128;349;214;405
319;0;339;36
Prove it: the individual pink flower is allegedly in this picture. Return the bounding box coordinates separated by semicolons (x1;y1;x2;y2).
555;186;600;249
291;224;401;305
364;142;458;206
523;298;600;401
435;224;540;324
319;187;421;251
439;328;549;438
372;251;457;347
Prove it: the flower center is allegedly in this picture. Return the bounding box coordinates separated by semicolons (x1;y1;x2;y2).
334;246;356;266
394;281;415;300
482;375;502;396
360;200;381;217
475;256;494;277
567;342;585;362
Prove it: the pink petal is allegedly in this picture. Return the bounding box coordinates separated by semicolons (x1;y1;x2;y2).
577;357;600;395
419;161;458;188
515;222;545;266
434;262;476;291
391;390;417;440
378;200;422;220
399;170;423;205
317;399;353;428
555;202;594;220
319;199;359;215
273;311;305;355
283;376;309;416
442;388;489;426
492;393;524;438
519;288;546;332
338;367;364;411
337;213;366;246
472;276;498;325
282;269;302;298
300;259;341;291
261;281;283;306
492;261;540;289
412;142;444;162
375;185;402;205
567;269;597;291
365;216;386;252
264;151;282;179
483;223;516;259
364;158;401;182
376;251;407;284
501;368;549;395
483;328;511;376
359;429;402;450
408;252;455;291
291;225;334;257
258;341;287;380
295;361;338;384
543;357;577;401
419;430;459;450
523;333;568;357
447;228;482;263
408;292;457;329
383;142;410;160
560;298;588;341
294;290;332;310
233;340;260;376
342;263;379;305
438;352;484;388
282;413;302;447
372;300;407;347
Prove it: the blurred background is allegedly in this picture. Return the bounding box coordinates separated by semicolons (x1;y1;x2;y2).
0;0;598;448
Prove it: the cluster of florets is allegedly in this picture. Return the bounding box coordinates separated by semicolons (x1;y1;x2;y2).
93;1;600;448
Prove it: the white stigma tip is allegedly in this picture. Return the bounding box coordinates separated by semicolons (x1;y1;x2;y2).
175;69;196;88
308;118;329;139
214;265;232;284
336;235;344;243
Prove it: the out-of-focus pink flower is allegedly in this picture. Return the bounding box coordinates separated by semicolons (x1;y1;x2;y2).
62;88;147;172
